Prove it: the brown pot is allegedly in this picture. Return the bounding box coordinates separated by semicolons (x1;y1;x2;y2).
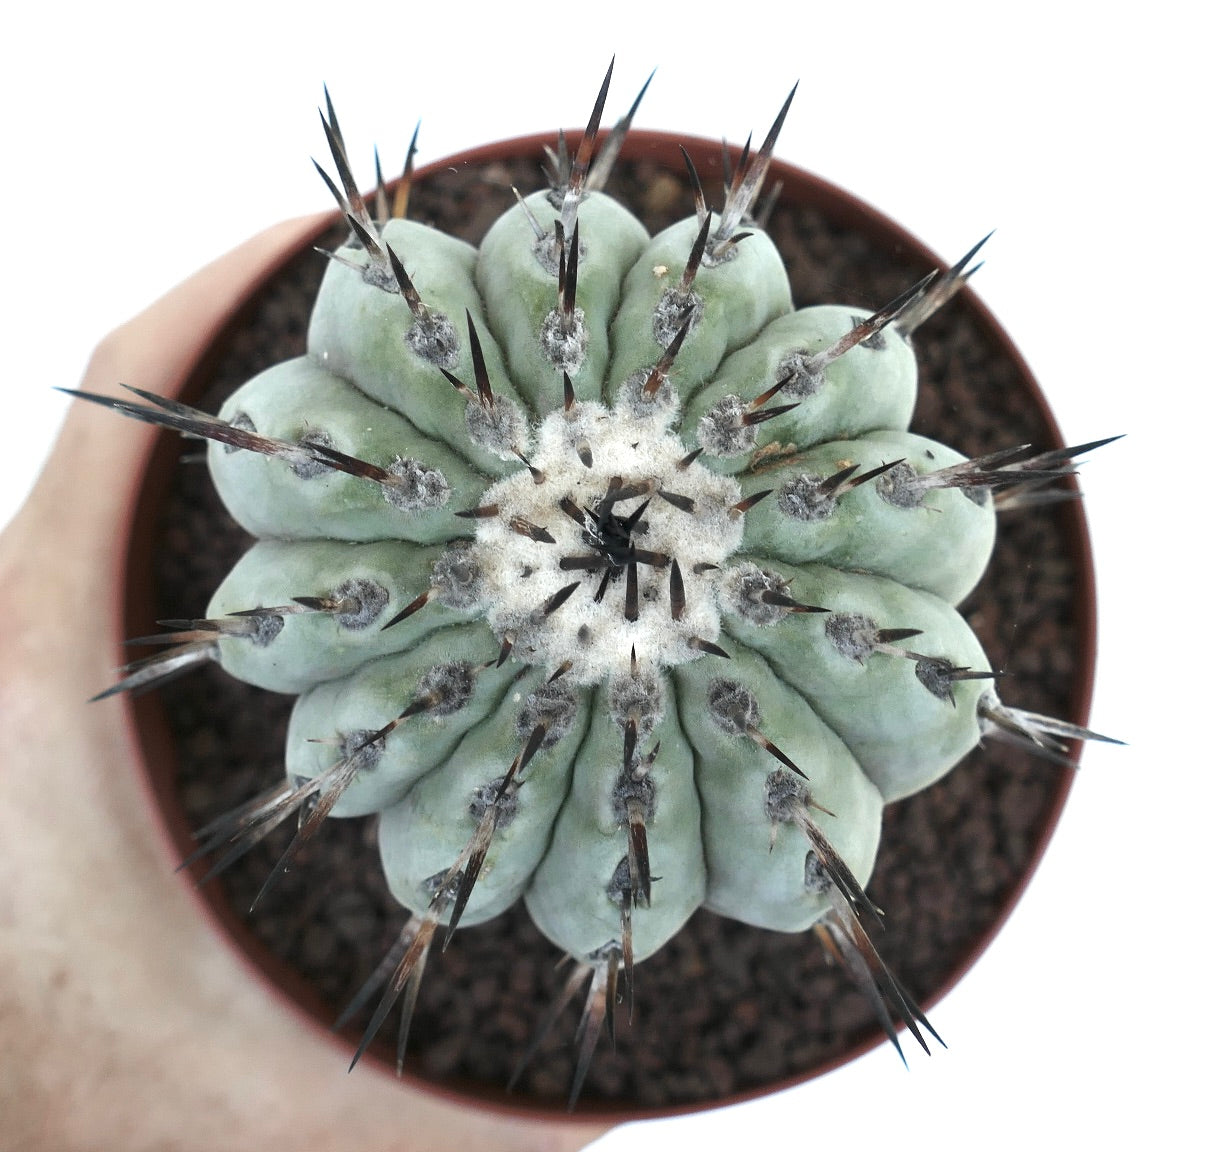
1;130;1095;1139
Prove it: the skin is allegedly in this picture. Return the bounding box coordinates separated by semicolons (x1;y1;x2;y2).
0;219;612;1152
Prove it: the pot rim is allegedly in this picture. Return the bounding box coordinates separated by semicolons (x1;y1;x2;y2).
121;127;1097;1123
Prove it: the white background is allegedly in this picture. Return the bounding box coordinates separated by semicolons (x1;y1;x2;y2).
2;3;1208;1148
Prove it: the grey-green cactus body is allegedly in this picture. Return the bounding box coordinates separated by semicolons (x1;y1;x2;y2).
673;641;882;932
684;304;919;466
525;682;705;962
606;214;793;401
284;624;513;817
477;189;649;405
199;152;1004;980
380;667;592;928
67;77;1113;1091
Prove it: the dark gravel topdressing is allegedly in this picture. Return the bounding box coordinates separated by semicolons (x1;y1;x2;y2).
135;136;1091;1116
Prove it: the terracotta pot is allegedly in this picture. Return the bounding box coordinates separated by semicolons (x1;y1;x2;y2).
1;130;1095;1138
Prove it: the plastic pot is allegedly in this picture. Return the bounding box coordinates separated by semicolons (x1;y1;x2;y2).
0;130;1095;1140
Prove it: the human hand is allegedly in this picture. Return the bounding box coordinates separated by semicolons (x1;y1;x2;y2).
0;219;613;1152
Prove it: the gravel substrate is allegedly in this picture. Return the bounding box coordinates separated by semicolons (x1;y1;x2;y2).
131;138;1092;1117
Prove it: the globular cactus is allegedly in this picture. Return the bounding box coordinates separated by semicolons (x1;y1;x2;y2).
68;64;1118;1106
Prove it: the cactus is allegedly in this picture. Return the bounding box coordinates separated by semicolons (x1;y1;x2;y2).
66;63;1118;1106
